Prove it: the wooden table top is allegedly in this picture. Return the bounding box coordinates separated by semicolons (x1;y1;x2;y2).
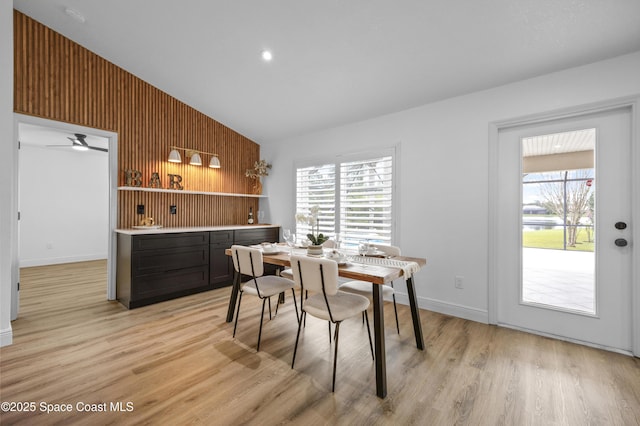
225;247;426;285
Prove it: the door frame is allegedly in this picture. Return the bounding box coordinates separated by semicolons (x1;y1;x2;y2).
11;114;119;319
488;95;640;356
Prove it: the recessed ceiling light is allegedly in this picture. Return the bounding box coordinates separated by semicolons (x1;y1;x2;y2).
64;7;86;24
261;50;273;62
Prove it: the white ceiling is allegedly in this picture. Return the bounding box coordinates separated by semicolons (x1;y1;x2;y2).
13;0;640;144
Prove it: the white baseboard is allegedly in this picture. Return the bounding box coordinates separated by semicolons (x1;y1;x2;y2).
19;254;107;268
394;293;489;324
0;326;13;347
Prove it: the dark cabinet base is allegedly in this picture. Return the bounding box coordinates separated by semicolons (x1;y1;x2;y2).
117;232;211;309
116;227;280;308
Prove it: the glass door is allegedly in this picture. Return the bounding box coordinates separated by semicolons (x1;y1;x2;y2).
495;107;633;352
522;129;595;314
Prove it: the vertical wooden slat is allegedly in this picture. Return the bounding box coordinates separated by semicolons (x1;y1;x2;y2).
14;11;261;229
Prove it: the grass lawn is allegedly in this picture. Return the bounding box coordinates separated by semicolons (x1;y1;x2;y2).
523;228;594;252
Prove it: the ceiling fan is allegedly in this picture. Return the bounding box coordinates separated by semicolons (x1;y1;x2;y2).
47;133;108;152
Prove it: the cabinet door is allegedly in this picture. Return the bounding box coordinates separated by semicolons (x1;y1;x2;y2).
210;244;233;287
209;230;234;287
234;227;280;276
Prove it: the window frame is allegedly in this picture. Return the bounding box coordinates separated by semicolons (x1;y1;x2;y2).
293;146;398;248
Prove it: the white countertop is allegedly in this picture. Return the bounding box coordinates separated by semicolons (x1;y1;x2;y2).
115;224;280;235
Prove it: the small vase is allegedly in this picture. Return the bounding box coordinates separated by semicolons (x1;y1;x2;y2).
252;178;263;195
307;245;323;256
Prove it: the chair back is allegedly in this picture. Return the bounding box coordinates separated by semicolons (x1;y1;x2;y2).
371;243;401;257
290;255;339;295
322;239;336;248
231;245;264;277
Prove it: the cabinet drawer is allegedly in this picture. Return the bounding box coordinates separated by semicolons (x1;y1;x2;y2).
132;245;209;277
132;232;208;251
210;230;233;244
234;228;279;244
131;265;209;300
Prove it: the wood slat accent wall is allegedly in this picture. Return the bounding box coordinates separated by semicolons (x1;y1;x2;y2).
13;11;261;228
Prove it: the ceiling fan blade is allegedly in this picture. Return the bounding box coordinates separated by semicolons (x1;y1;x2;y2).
74;134;89;147
88;146;108;152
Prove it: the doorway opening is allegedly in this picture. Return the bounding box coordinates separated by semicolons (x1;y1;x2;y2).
12;114;118;320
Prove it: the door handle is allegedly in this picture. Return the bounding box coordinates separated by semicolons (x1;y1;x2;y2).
615;238;628;247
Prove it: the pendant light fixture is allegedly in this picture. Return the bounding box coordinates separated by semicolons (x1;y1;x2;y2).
167;146;220;168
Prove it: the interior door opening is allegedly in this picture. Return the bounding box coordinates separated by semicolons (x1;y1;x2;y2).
12;114;118;320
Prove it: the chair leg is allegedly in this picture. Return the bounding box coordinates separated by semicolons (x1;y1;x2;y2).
291;311;305;369
257;298;267;352
392;294;400;334
332;322;341;392
328;322;332;343
268;297;272;320
291;288;299;323
275;295;279;316
364;310;374;361
233;291;243;338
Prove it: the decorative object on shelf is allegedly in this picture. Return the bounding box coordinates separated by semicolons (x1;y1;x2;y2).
252;179;263;195
248;207;254;224
168;146;221;168
296;205;328;255
123;169;183;190
246;159;271;195
140;217;155;226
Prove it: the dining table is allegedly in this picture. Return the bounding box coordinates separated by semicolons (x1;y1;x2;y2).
224;246;427;398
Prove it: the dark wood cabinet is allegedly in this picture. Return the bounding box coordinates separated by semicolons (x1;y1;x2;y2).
234;227;280;277
209;227;280;288
209;230;234;288
116;226;280;308
117;232;210;308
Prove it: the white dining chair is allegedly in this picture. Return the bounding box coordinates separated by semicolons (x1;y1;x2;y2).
231;245;298;351
289;255;374;392
338;243;402;334
280;239;335;281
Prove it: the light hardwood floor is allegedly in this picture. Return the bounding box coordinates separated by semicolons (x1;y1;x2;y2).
1;260;639;425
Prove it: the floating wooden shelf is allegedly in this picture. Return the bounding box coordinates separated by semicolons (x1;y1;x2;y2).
117;186;266;198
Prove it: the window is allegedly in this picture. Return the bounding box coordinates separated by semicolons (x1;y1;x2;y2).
295;149;395;247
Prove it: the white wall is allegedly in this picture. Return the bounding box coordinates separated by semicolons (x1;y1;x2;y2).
262;51;640;323
1;0;14;346
19;145;109;266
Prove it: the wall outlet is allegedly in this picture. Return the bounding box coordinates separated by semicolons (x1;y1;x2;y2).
137;204;145;215
455;275;464;289
170;205;177;215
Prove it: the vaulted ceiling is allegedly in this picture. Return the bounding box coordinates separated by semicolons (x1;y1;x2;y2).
13;1;640;143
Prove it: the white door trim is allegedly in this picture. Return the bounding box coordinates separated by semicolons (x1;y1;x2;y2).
12;114;119;315
488;95;640;357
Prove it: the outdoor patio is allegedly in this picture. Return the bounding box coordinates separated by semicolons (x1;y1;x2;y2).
522;247;595;313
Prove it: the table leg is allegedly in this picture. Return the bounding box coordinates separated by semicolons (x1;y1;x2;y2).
406;275;424;350
372;284;387;398
226;271;241;323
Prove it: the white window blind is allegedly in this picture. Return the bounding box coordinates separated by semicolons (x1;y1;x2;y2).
340;155;393;246
295;163;336;240
295;152;394;247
